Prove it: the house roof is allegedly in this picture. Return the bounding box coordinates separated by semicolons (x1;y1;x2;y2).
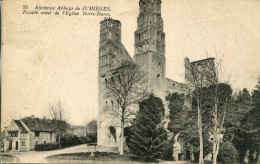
21;117;56;132
14;120;28;133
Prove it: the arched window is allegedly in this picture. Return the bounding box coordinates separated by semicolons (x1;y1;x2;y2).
105;78;107;84
157;74;160;78
111;100;114;106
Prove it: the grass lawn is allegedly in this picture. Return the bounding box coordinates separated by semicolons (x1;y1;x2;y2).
1;154;21;163
45;152;245;164
45;152;160;163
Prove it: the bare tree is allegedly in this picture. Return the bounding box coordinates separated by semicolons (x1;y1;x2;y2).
185;59;210;164
202;53;230;164
198;52;235;164
49;101;69;147
104;61;146;155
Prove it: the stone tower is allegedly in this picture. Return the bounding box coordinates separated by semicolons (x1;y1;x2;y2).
184;57;216;88
98;18;132;147
133;0;166;99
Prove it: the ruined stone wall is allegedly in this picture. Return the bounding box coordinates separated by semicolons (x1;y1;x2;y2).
185;57;216;88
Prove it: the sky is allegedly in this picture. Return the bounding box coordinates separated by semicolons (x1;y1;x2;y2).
2;0;260;128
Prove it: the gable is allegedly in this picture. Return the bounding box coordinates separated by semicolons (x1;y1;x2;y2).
5;120;20;132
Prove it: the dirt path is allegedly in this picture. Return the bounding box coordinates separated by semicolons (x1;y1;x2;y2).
3;144;93;163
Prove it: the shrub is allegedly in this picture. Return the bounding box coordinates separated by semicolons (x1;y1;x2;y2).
35;143;59;151
60;134;88;147
218;141;238;163
160;138;174;160
86;133;97;143
60;134;80;147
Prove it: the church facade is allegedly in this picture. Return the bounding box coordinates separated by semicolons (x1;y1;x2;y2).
97;0;214;148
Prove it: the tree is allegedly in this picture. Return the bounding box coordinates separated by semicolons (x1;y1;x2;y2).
104;61;146;155
185;58;216;164
86;120;97;134
225;88;252;162
167;92;198;161
86;120;97;143
128;94;167;161
248;77;260;164
49;101;69;147
185;55;236;164
205;83;232;164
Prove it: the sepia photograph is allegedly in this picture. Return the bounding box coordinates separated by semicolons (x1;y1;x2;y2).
1;0;260;163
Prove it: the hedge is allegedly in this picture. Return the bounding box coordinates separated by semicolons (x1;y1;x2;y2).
35;143;59;151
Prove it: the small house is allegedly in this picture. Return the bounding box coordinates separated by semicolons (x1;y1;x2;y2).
3;117;57;152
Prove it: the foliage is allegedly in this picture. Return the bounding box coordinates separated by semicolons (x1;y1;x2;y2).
86;133;97;143
86;120;97;134
217;141;238;163
60;133;87;147
86;120;97;143
128;94;167;161
35;143;59;151
160;138;174;160
247;77;260;163
168;84;238;162
224;88;252;162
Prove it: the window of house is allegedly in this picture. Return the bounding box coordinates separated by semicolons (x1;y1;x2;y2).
21;141;26;146
35;131;40;137
50;132;53;140
44;141;47;144
8;132;18;137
